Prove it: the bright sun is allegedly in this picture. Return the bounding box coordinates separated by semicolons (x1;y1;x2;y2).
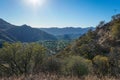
24;0;46;9
29;0;40;6
30;0;39;4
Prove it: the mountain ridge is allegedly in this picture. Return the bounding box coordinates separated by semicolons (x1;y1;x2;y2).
40;27;95;40
0;19;57;42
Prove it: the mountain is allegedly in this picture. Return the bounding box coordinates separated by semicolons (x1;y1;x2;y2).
0;19;57;42
0;30;16;42
40;27;95;40
56;14;120;59
0;18;15;30
0;19;16;42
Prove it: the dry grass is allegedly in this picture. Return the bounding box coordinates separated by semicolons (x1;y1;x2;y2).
0;73;119;80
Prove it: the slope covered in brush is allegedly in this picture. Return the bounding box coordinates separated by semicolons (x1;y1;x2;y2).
56;14;120;59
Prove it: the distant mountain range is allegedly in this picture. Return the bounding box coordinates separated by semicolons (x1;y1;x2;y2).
40;27;95;40
0;18;95;43
0;18;57;43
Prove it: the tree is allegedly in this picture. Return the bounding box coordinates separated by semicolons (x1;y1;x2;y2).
0;42;46;76
97;21;105;28
112;14;120;20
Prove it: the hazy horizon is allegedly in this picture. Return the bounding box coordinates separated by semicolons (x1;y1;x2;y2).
0;0;120;28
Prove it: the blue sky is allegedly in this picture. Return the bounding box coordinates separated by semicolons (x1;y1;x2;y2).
0;0;120;28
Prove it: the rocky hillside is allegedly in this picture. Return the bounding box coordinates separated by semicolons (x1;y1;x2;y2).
56;14;120;59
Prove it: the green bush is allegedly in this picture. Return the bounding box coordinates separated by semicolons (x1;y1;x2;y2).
111;24;120;39
93;55;109;75
62;56;91;76
109;47;120;76
43;57;62;74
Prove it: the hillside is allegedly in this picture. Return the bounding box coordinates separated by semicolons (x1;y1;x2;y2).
0;19;57;42
1;14;120;78
0;30;16;42
40;27;94;40
0;18;15;30
6;25;57;42
56;14;120;59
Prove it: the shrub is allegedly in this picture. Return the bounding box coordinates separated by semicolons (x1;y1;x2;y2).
109;47;120;76
111;24;120;39
62;56;91;76
43;57;62;74
93;55;109;75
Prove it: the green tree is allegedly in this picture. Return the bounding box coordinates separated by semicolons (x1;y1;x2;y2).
0;42;46;76
97;21;105;28
112;14;120;20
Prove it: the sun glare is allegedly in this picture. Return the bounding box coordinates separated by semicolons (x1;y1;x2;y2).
29;0;40;6
30;0;39;4
24;0;46;9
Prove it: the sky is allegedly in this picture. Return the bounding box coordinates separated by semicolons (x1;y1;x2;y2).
0;0;120;28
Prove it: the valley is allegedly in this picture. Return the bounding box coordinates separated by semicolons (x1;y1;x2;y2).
0;14;120;80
